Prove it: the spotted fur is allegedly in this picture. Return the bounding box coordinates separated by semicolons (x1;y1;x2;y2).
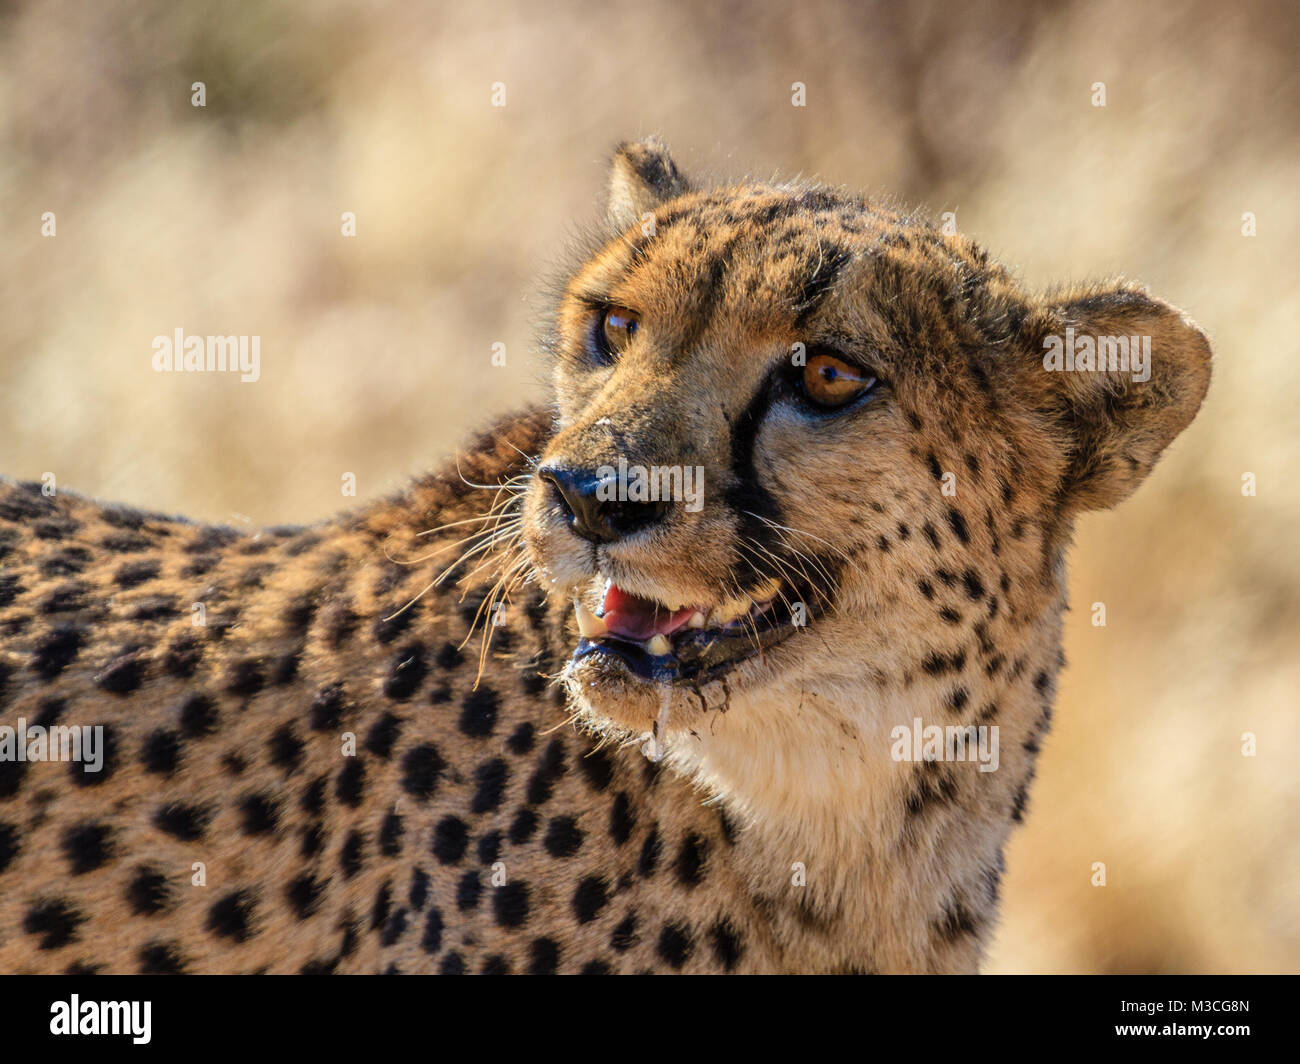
0;139;1210;973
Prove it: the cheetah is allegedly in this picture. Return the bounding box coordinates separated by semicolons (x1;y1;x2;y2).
0;137;1211;974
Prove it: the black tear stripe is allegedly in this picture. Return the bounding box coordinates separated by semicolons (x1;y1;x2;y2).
724;374;847;611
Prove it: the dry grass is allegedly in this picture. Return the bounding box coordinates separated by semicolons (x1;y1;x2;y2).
2;0;1297;971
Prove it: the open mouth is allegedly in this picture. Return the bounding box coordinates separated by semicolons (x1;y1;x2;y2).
570;579;801;685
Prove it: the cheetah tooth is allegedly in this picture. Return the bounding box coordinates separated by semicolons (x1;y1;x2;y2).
645;634;672;656
574;599;607;638
687;610;706;628
708;598;753;627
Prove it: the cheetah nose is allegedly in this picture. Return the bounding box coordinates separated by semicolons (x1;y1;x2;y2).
538;464;670;544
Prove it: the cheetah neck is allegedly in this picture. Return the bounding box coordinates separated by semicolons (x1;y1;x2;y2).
661;608;1062;973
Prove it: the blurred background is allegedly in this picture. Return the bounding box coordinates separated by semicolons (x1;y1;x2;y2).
2;0;1297;972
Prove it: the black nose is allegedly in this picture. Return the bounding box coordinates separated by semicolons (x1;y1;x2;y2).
539;464;671;544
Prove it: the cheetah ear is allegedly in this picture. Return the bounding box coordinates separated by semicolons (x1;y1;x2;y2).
1033;282;1212;513
606;136;690;231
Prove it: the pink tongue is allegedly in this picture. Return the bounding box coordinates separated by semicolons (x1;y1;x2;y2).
601;584;695;642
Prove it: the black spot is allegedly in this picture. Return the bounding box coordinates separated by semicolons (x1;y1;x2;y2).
947;687;969;712
610;915;638;952
421;907;444;953
380;907;409;947
141;729;181;775
272;649;301;685
384;642;428;700
335;759;366;807
0;573;22;606
153;802;210;841
1034;671;1050;694
24;898;84;949
206;890;256;942
477;830;501;864
300;824;325;858
508;808;538;844
926;452;943;480
906;760;959;817
939;607;962;625
923;522;941;549
435;641;463;670
40;547;93;577
578;747;615;792
947;507;971;546
506;723;535;754
373;606;414;645
300;775;326;815
1010;778;1032;822
458;686;499;738
480;955;510;975
163;636;202;678
178;693;219;737
127;867;171;916
369;881;392;930
309;683;347;731
225;658;265;698
934;900;979;941
401;743;445;800
239;793;280;836
656;922;694;969
31;624;84;678
609;792;636;845
674;832;708;887
456;872;481;911
526;738;566;805
0;757;26;800
69;725;117;787
470;758;508;813
918;579;935;600
580;959;612;975
638;827;662;877
379;812;404;856
962;570;985;600
572;876;610;924
710;919;743;972
365;713;403;759
543;816;584;858
269;723;303;772
95;655;145;697
529;937;560;975
493;881;531;928
138;941;186;974
408;867;429;911
339;829;365;878
439;951;465;974
322;601;359;647
61;821;114;874
431;816;469;864
115;560;160;588
41;582;89;614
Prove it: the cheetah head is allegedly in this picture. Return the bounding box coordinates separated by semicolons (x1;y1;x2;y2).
521;137;1211;746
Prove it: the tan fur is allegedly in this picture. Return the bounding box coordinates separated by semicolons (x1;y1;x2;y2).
0;139;1210;973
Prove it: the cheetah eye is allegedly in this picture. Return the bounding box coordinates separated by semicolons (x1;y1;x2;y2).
593;307;638;363
798;351;878;410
